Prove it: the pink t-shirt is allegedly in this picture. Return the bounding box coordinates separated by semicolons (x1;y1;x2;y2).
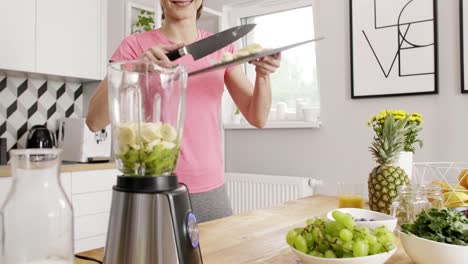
111;29;235;193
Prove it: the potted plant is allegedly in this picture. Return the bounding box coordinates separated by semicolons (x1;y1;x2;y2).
368;110;423;179
133;10;155;33
366;110;422;214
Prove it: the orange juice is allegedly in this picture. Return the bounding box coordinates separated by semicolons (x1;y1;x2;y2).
338;195;364;208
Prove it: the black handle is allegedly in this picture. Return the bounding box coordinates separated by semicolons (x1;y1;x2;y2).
166;49;182;61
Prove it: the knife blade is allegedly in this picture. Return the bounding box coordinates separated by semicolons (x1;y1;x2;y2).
165;24;256;61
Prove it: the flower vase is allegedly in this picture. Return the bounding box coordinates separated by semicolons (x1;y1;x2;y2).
396;151;413;181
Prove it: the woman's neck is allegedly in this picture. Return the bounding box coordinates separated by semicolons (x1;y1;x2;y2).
160;18;198;44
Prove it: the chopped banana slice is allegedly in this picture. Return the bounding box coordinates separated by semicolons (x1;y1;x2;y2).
222;52;234;62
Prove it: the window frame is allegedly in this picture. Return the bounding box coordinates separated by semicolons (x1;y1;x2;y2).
222;0;322;129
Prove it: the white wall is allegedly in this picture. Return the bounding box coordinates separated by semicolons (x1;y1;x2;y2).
224;0;468;195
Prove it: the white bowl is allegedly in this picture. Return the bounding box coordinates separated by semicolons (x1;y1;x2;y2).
290;245;397;264
326;208;397;232
399;231;468;264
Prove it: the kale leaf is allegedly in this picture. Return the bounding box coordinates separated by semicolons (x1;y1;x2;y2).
401;208;468;246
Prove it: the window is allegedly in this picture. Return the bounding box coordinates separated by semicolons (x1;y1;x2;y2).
241;6;319;113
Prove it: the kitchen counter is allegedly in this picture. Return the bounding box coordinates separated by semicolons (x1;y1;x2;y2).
75;195;413;264
0;161;117;177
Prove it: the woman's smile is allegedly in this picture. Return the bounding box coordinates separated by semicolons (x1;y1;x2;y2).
171;0;194;8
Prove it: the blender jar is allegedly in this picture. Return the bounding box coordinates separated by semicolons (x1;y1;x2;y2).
107;61;187;177
0;149;74;264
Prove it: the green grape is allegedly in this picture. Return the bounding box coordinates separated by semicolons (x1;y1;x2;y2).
342;241;354;252
368;242;383;255
308;250;320;257
294;235;308;254
339;229;353;241
312;226;323;242
286;230;297;246
324;250;337;258
303;232;314;248
378;232;395;245
306;218;314;226
352;240;369;257
317;242;330;253
365;234;378;245
342;252;353;258
317;253;324;258
332;211;355;230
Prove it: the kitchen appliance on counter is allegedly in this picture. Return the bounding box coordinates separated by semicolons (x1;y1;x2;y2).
104;61;202;264
26;124;56;148
57;118;111;163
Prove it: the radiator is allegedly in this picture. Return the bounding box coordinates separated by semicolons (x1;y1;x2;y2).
225;173;322;214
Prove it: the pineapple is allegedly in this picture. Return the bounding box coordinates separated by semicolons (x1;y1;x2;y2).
368;114;411;214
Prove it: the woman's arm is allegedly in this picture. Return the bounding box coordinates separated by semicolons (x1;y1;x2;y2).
224;54;281;128
86;78;110;132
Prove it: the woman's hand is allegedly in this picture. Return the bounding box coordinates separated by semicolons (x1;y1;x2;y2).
248;53;282;78
139;43;184;64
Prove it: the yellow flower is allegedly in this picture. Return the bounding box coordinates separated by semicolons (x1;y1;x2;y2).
366;122;370;127
413;112;422;118
370;116;377;123
409;116;417;122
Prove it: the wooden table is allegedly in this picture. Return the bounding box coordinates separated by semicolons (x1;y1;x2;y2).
75;195;413;263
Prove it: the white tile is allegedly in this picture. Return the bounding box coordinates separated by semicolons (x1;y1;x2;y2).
38;91;55;110
7;112;27;130
28;78;47;92
28;112;47;127
7;77;26;89
18;89;36;110
48;80;65;91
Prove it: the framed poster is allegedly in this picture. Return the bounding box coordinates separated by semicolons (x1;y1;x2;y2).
350;0;439;98
461;0;468;93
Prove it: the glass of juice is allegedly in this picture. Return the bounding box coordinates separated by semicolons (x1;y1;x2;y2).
338;182;364;208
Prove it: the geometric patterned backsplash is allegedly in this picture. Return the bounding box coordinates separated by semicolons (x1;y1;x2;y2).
0;75;83;151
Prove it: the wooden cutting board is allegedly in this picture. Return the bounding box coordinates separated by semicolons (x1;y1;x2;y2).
75;195;413;263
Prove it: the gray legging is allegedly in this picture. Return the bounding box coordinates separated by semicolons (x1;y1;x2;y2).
189;184;233;223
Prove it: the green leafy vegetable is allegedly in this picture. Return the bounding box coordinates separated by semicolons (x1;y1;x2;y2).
401;208;468;246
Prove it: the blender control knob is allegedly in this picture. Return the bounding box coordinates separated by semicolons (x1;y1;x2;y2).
186;211;199;248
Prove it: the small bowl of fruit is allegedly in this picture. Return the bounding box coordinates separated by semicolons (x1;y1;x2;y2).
287;211;397;264
326;208;397;232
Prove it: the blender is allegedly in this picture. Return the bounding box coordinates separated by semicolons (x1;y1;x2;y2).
104;61;202;264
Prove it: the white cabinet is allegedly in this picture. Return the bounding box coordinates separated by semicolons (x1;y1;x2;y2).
0;0;107;80
36;0;107;80
71;169;118;253
0;0;36;72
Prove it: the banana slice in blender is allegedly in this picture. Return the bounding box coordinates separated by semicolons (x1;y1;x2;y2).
160;123;177;142
118;125;136;146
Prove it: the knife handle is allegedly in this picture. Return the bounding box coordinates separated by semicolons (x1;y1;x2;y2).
166;47;187;61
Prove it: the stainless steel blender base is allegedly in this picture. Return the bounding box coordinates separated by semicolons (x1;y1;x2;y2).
103;176;203;264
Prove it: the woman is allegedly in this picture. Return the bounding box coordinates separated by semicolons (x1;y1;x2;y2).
86;0;281;222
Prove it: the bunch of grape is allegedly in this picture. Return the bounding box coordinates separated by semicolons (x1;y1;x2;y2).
286;211;395;258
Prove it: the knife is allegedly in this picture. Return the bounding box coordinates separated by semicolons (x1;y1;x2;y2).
165;24;256;61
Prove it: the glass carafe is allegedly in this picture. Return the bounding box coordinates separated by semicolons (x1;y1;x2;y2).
107;61;187;176
0;149;74;264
